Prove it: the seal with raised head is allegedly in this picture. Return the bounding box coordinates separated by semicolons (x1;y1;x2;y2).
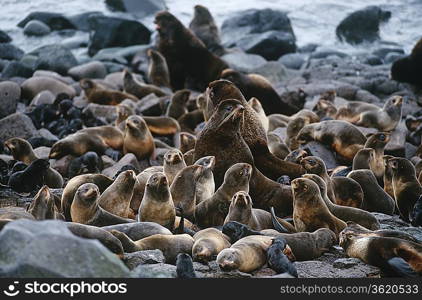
123;115;155;161
166;89;190;120
364;132;390;182
8;159;50;193
193;155;215;204
192;228;231;263
163;148;187;185
147;49;171;88
138;172;176;231
155;11;228;90
123;69;168;99
27;185;63;220
80;79;138;105
179;132;197;153
291;178;347;237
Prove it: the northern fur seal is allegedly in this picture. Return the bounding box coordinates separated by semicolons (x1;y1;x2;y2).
179;132;197;153
8;159;50;193
27;185;63;220
176;253;197;278
123;69;168;99
80;79;138;105
138;172;176;231
147;49;171;88
391;37;422;87
220;69;299;115
163;149;187;185
388;157;422;222
248;97;269;132
296;120;366;162
5;138;63;188
166;89;190;120
193;156;215;204
291;178;347;237
303;174;380;230
267;237;298;277
192;228;231;263
155;11;228;90
364;132;390;184
123;115;155;161
195;163;252;228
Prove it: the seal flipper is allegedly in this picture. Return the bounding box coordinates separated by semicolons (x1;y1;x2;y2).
386;257;419;278
176;253;197;278
270;207;289;233
110;229;141;253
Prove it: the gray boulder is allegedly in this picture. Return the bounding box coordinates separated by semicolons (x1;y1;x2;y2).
68;61;107;80
17;12;76;31
23;20;51;36
0;219;130;277
1;61;33;79
123;250;166;270
0;113;39;141
105;0;166;18
0;43;24;60
279;53;307;70
0;81;20;118
0;30;12;43
29;44;78;75
221;51;267;73
101;153;140;178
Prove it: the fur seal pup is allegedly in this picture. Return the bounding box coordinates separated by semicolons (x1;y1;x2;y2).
291;178;347;237
189;5;224;56
97;170;136;219
296;120;366;162
155;11;228;90
179;132;197;154
111;231;194;264
27;185;63;220
123;115;155;161
391;37;422;87
138;172;176;231
340;231;422;277
147;49;171;88
70;183;134;226
129;167;163;213
286;117;309;150
65;222;124;257
195;163;252;228
5;138;63;188
216;235;273;273
383;155;395;198
170;164;206;220
163;149;187;185
267;237;298;277
192;228;231;263
8;159;50;193
224;191;296;232
123;69;168;99
68;151;103;178
220;69;299;115
347;169;395;215
49;125;124;161
388;157;422;222
249;97;269;132
176;253;197;278
193;156;215;204
303;174;380;230
61;173;113;221
80;79;138;105
166;89;190;120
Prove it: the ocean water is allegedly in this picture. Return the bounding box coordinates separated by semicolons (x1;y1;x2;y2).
0;0;421;55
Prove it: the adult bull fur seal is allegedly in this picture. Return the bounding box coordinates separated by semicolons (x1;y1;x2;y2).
291;178;347;237
388;157;422;222
80;79;138;105
70;183;134;226
200;80;304;182
195;163;252;228
147;49;171;88
216;235;274;273
97;170;136;219
5;138;63;188
391;37;422;87
296;120;366;162
49;126;123;161
123;69;167;99
138;172;176;231
224;191;296;232
61;174;113;221
123;115;155;161
220;69;299;115
111;231;194;264
347;169;395;215
192;228;231;263
340;230;422;277
155;11;228;90
303;174;380;230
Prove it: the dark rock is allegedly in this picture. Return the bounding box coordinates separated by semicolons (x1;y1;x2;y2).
0;43;24;60
236;30;296;60
336;6;391;45
0;219;130;277
1;61;33;79
68;61;107;80
23;20;51;36
0;113;40;141
221;9;296;59
30;44;77;75
385;52;405;64
68;12;103;32
299;43;318;53
0;30;12;43
221;51;267;73
105;0;166;18
123;250;166;270
131;263;176;278
279;53;307;70
363;55;383;66
17;12;76;31
87;15;151;56
0;81;20;118
135;94;163;116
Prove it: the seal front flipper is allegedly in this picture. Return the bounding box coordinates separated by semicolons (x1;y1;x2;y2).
270;207;289;233
386;257;419;278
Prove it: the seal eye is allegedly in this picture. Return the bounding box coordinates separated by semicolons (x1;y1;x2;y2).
225;105;233;113
379;134;385;141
